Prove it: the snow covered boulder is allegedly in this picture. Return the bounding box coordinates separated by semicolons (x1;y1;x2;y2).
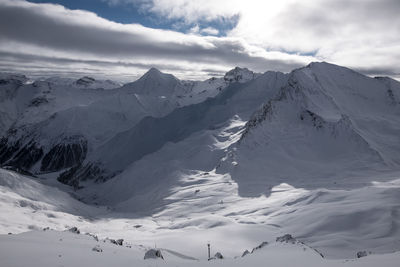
106;238;123;246
356;251;368;258
209;252;224;260
92;245;102;252
144;249;164;260
67;227;80;234
215;252;224;259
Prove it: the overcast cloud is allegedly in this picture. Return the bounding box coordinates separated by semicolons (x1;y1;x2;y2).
0;0;399;81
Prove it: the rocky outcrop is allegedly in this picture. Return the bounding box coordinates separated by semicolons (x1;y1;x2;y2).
144;249;164;260
224;67;257;83
3;140;43;170
29;96;49;107
75;76;95;87
0;134;88;174
40;136;87;172
57;162;110;188
0;137;20;164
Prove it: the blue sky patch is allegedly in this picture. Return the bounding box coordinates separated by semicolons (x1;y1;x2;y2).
28;0;238;36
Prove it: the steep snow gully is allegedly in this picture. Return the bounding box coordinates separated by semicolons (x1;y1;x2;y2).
1;62;400;266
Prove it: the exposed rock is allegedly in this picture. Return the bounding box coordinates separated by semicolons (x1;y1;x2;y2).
224;67;256;83
0;138;20;165
276;234;297;244
68;227;80;234
213;252;224;259
76;76;95;87
92;245;103;252
29;97;49;107
241;250;250;257
144;249;164;260
356;251;368;258
107;238;123;246
40;136;87;172
57;165;83;189
5;140;43;170
57;162;110;188
251;241;269;253
299;110;324;129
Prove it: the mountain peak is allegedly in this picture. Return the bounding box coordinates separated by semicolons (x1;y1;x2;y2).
137;67;178;83
141;67;164;79
224;67;257;83
123;67;180;96
146;67;162;74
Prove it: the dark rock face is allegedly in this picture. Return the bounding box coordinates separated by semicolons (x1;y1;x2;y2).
356;251;368;258
5;140;43;170
1;135;88;174
57;162;110;188
29;97;49;107
276;234;297;243
41;136;88;172
0;137;20;164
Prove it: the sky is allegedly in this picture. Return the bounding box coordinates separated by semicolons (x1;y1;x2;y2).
0;0;399;81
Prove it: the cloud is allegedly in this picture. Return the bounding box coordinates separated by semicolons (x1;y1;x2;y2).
0;0;398;81
201;27;219;36
111;0;400;79
188;25;219;36
0;0;312;81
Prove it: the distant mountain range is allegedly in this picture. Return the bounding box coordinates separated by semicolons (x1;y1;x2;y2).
0;62;399;198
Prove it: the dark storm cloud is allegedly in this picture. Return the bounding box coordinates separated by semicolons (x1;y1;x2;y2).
0;0;307;79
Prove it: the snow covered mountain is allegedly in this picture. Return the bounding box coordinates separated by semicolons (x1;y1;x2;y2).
1;62;400;265
1;63;399;189
220;62;400;196
0;67;260;184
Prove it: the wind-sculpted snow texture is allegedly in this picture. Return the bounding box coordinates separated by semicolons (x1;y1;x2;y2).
1;63;400;265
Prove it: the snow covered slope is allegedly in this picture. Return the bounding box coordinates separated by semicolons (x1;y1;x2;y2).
73;71;286;183
0;67;258;183
1;62;400;266
1;167;400;263
2;229;400;267
220;62;400;196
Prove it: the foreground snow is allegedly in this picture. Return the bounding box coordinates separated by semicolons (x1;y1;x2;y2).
1;230;399;267
1;167;400;264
